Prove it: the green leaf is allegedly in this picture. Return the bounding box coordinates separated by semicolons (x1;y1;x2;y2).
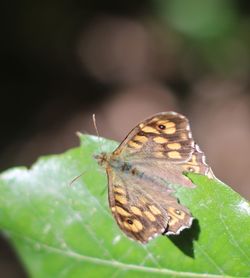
0;134;249;278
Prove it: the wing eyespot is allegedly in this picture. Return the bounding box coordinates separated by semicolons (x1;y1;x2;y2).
127;219;133;225
175;209;181;215
158;124;166;130
187;167;195;172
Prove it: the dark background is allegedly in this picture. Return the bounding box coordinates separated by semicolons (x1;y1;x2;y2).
1;0;250;276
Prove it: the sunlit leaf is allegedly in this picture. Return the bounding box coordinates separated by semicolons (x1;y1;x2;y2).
0;135;249;277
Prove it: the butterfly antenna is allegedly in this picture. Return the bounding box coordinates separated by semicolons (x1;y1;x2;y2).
92;113;103;153
69;172;86;186
92;114;100;138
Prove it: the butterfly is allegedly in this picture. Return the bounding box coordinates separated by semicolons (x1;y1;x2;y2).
94;111;214;244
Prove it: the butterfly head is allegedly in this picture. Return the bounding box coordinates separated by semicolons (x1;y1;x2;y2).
94;152;110;167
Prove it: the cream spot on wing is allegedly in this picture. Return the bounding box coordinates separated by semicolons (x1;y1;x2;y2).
165;121;176;128
157;120;169;126
167;143;181;150
116;206;131;217
168;151;182;159
182;153;201;172
128;141;141;149
180;133;188;140
164;127;176;134
149;205;161;215
133;219;143;231
168;207;186;219
115;194;128;204
168;215;178;226
123;219;143;233
114;187;126;195
144;211;156;222
131;206;142;216
153;136;168;144
142;126;160;134
134;135;148;143
123;221;131;230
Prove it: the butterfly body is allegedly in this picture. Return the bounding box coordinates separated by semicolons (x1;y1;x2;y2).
95;112;214;243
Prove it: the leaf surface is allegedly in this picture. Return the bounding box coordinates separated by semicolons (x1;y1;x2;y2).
0;135;249;277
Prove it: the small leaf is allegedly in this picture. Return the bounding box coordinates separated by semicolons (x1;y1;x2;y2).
0;134;249;277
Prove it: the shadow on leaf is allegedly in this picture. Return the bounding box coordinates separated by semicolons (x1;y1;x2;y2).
168;219;200;258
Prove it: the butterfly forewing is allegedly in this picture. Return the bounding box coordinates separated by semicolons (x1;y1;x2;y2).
114;112;195;163
114;112;214;183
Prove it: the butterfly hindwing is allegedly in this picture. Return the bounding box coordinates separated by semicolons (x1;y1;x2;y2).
107;167;168;243
106;166;193;243
181;143;214;178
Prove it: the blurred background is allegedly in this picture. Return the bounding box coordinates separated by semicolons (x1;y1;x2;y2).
1;0;250;276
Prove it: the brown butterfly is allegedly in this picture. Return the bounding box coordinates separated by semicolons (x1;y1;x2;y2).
95;112;214;244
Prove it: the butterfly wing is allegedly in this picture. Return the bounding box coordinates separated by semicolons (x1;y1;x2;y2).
114;111;194;160
97;111;214;243
106;166;193;243
112;111;214;186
